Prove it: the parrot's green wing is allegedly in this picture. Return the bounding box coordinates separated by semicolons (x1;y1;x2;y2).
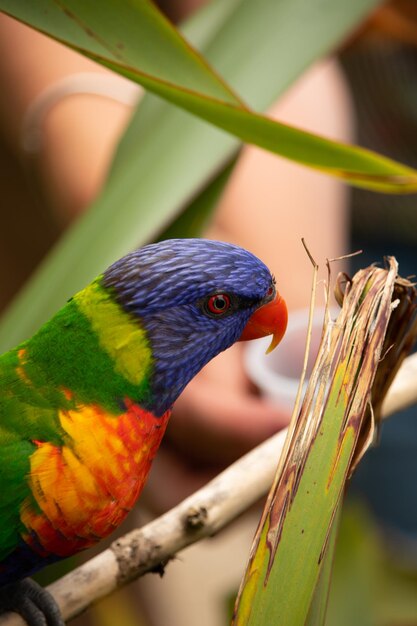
0;347;65;561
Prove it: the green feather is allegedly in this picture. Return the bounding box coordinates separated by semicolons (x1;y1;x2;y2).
16;279;153;413
0;440;33;560
0;278;154;559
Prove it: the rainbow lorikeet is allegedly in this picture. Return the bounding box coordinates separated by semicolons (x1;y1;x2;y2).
0;239;287;625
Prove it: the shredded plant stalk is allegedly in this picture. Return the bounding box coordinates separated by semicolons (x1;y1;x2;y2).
233;258;417;626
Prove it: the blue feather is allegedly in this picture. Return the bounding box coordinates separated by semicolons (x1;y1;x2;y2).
104;239;275;415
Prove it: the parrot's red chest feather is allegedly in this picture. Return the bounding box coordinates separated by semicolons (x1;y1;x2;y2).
21;401;170;558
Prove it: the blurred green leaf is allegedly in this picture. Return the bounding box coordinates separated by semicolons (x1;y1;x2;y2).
157;159;237;242
0;0;240;349
326;503;376;626
0;0;397;351
3;0;416;194
2;0;240;104
327;501;417;626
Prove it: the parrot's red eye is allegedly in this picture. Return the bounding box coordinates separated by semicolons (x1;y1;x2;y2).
206;293;231;315
266;281;276;299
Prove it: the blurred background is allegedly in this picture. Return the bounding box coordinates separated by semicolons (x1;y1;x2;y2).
0;1;417;624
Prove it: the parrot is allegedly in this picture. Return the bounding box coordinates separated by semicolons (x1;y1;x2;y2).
0;238;287;626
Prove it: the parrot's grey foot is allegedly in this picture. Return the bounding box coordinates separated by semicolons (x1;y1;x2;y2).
0;578;64;626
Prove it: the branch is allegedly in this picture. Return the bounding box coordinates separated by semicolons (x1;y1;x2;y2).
1;352;417;626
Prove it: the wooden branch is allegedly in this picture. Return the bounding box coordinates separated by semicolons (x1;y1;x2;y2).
1;352;417;626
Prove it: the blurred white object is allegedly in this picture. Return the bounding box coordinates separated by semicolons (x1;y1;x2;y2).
245;307;333;410
21;72;141;153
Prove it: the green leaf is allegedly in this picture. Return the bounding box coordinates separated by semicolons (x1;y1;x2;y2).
328;502;417;626
0;0;391;350
2;0;416;193
0;0;240;350
157;159;237;242
2;0;240;104
326;503;376;626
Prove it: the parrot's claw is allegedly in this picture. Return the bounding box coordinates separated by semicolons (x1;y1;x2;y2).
0;578;64;626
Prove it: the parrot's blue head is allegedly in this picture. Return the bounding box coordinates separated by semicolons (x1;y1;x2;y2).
103;239;287;415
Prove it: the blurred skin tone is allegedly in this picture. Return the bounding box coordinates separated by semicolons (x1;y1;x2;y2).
0;16;132;224
0;9;351;511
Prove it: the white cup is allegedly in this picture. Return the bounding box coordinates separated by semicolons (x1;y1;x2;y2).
244;307;333;411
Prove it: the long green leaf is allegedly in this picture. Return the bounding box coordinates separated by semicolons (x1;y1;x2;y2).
327;502;417;626
2;0;416;193
3;0;241;104
0;0;389;350
157;160;237;242
0;0;239;350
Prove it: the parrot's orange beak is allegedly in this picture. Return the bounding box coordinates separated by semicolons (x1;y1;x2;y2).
239;292;288;353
